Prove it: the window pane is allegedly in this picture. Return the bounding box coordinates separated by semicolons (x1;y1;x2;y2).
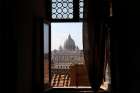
79;0;84;18
44;23;49;87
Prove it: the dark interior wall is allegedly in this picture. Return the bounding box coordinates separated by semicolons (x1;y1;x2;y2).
33;0;46;93
32;15;44;93
111;1;140;93
111;3;129;93
6;0;45;93
36;0;45;16
16;0;34;92
126;12;140;92
5;0;16;92
15;0;35;93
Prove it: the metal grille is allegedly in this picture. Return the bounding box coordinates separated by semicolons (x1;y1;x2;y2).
52;0;74;19
79;0;84;18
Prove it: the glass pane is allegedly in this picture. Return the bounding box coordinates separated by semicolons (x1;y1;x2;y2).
51;23;90;87
44;23;49;87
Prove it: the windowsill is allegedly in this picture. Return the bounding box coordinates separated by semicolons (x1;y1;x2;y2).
44;87;93;93
44;87;110;93
52;86;91;88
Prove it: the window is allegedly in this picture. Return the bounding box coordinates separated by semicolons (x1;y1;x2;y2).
50;23;91;88
44;0;87;88
44;23;50;87
44;0;111;91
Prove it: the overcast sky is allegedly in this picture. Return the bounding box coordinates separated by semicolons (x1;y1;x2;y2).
44;22;83;53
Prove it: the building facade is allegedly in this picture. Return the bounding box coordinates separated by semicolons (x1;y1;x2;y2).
51;35;84;70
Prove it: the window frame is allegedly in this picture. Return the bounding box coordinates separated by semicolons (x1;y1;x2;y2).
43;0;91;90
40;0;112;92
43;20;52;87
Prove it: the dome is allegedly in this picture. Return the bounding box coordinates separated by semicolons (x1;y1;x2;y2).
64;34;76;50
59;45;63;50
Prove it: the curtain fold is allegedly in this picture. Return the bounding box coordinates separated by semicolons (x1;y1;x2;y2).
83;22;105;92
83;0;110;92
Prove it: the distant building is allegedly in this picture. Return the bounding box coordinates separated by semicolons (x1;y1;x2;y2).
45;34;110;87
50;35;89;87
51;34;84;70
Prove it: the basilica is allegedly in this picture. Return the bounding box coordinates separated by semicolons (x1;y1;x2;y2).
51;34;84;70
50;35;88;87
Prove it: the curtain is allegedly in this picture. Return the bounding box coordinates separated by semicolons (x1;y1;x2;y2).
103;19;111;90
83;0;110;92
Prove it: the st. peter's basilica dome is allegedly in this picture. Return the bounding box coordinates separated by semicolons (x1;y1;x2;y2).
64;34;76;51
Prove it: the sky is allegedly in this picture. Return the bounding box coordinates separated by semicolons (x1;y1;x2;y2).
44;22;83;53
51;23;83;50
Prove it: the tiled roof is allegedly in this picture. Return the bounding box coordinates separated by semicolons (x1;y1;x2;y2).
51;74;71;87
